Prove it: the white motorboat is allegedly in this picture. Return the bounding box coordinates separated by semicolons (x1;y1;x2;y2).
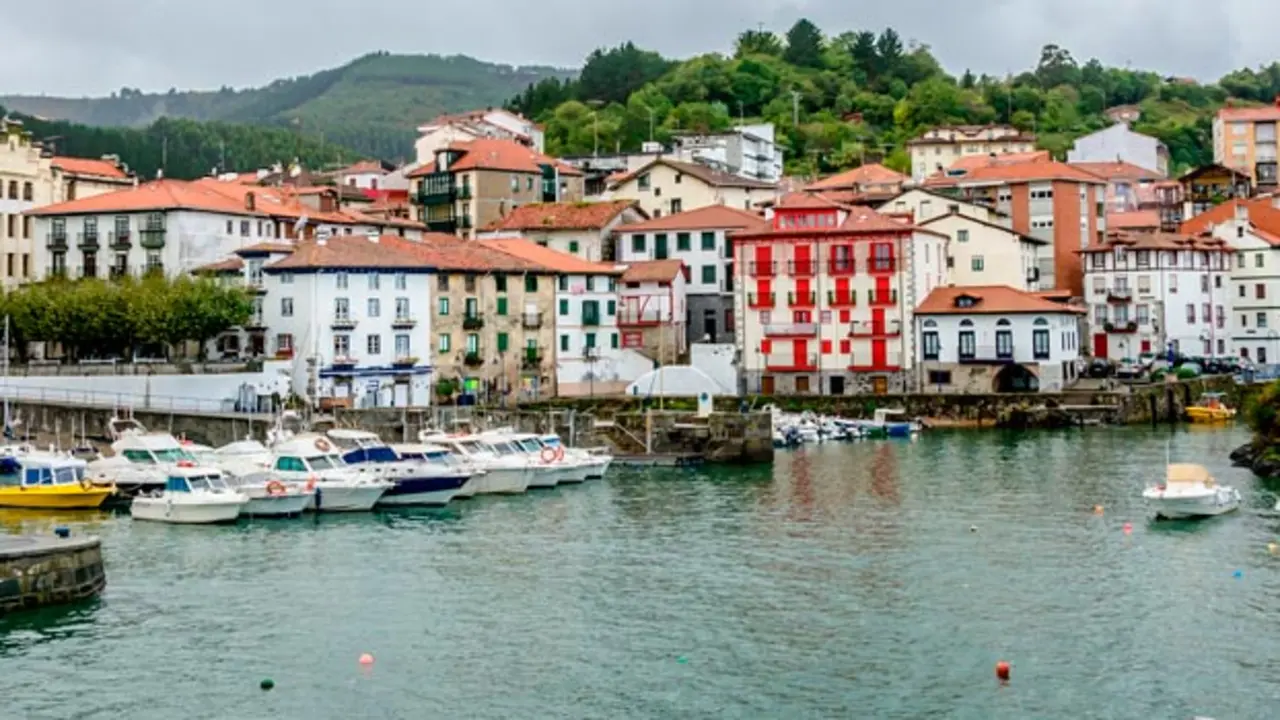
419;432;531;495
87;432;203;496
130;463;248;524
235;435;392;512
473;433;567;488
391;443;484;498
325;429;470;507
488;432;591;485
539;434;611;479
1142;463;1241;520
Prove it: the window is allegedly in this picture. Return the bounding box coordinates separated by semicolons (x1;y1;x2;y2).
21;182;31;201
922;325;940;360
586;276;595;292
701;265;717;284
1239;253;1246;268
558;276;569;291
1032;318;1050;360
438;275;449;291
631;234;646;253
466;333;480;354
611;333;619;349
496;297;508;316
276;334;293;353
1215;275;1222;289
1202;303;1211;323
676;233;691;251
438;334;451;353
607;300;616;316
336;272;348;289
995;327;1013;358
225;220;233;234
438;298;449;316
1260;312;1269;329
497;332;509;353
495;275;507;292
464;275;476;293
1258;253;1266;268
395;334;410;358
927;370;952;385
1136;304;1149;324
1186;304;1195;323
701;231;718;251
1092;277;1106;295
569;240;579;255
333;334;351;358
1137;275;1151;293
395;297;410;319
367;334;381;355
280;272;293;285
560;335;570;352
239;220;250;237
281;298;293;317
1240;283;1247;298
368;273;380;291
1091;253;1105;269
334;297;350;320
638;173;651;190
1261;347;1270;364
367;298;380;318
559;299;569;316
585;332;597;348
1258;283;1267;300
22;216;30;239
956;229;969;243
525;275;537;292
958;324;976;360
971;256;984;272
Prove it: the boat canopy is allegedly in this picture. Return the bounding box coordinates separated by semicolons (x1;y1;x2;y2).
1166;464;1214;484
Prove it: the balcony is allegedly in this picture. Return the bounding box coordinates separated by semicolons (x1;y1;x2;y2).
763;323;819;337
850;320;902;338
331;315;358;329
788;291;817;308
463;351;485;367
462;314;485;331
748;261;777;277
109;230;131;251
458;216;473;231
869;289;899;306
828;259;856;276
827;290;857;307
618;309;662;327
391;315;417;329
522;351;543;370
958;345;1017;364
522;312;543;330
765;353;819;372
581;313;601;328
77;231;100;251
1104;320;1139;334
1106;288;1133;303
392;356;419;367
47;232;68;251
246;275;267;293
245;315;267;330
139;228;166;249
415;172;457;205
457;185;473;200
747;292;776;309
331;356;359;369
867;258;897;274
787;260;817;277
426;219;458;234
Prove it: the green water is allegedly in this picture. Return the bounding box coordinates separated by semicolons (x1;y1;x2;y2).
2;427;1278;718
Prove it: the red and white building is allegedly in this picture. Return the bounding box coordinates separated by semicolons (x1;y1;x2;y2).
617;259;687;365
731;195;948;395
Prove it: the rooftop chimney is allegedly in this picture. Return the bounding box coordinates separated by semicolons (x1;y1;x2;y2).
245;192;256;212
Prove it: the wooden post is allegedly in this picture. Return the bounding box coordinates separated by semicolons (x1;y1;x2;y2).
645;409;652;455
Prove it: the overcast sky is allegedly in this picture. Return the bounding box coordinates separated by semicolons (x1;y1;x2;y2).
0;0;1268;96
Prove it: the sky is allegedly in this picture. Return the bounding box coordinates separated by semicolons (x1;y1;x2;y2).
0;0;1269;97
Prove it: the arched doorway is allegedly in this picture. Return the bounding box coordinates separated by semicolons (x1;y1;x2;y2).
994;364;1039;393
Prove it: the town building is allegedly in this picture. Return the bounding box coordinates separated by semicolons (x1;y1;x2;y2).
259;234;436;409
1107;210;1162;233
1180;164;1253;220
669;124;785;183
617;259;687;366
731;201;948;396
1079;231;1234;359
192;241;298;359
413;108;544;165
1069;161;1165;212
916;211;1046;291
907;125;1037;183
923;161;1108;295
406;138;584;238
876;188;1008;226
805;163;906;202
1104;105;1143;125
607;158;777;219
1213;99;1280;191
328;160;400;191
914;285;1083;393
1067;125;1170;176
617;204;766;345
476;199;646;262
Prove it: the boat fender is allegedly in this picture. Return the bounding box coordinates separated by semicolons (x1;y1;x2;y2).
305;477;317;492
79;477;93;491
554;446;565;461
265;480;287;496
540;447;557;464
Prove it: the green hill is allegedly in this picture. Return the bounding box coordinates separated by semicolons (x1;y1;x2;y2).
2;52;573;161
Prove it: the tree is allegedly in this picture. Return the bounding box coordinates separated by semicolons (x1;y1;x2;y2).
1036;44;1080;89
735;29;783;58
783;19;825;69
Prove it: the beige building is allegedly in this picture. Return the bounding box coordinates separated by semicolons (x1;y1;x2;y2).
413;108;545;165
908;125;1037;183
607;158;777;218
1214;101;1280;193
407;138;584;239
476;199;646;262
917;212;1047;291
877;188;1010;225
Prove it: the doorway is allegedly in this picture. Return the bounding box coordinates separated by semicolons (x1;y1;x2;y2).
761;375;775;396
829;376;845;395
795;376;811;394
872;377;889;395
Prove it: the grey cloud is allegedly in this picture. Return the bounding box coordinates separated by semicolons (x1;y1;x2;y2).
0;0;1268;97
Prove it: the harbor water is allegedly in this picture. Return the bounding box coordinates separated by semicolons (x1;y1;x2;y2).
3;426;1280;718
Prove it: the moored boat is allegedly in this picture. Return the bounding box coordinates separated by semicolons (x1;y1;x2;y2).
1185;393;1237;424
1142;463;1240;520
0;451;114;509
130;464;248;524
326;429;470;507
538;435;611;479
239;436;392;512
418;432;531;495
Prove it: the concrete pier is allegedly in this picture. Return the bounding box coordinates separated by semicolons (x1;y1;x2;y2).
0;534;106;615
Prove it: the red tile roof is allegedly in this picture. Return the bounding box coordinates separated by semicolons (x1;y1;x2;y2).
924;160;1106;188
26;179;259;216
773;192;852;210
733;205;946;240
1107;210;1161;230
266;234;433;271
916;285;1085;315
618;204;767;232
406;138;581;178
622;259;684;283
51;156;129;179
946;151;1051;174
1070;161;1163;181
478;238;622;275
1180;196;1280;246
1079;230;1234;254
481;200;640;231
192;257;244;274
806;163;906;191
1218;104;1280;122
234;242;296;256
611;158;776;189
332;160;388;176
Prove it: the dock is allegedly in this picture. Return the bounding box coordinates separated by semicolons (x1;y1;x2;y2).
612;453;706;468
0;533;105;615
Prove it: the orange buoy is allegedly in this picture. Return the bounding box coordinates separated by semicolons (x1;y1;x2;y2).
995;661;1010;681
1122;522;1133;535
1093;505;1104;515
358;653;374;666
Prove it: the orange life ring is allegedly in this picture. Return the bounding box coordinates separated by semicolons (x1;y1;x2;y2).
554;446;565;461
266;480;287;496
176;460;194;467
306;477;318;492
315;438;332;452
539;446;557;464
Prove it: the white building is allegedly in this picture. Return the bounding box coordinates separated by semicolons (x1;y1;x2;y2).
261;234;434;409
618;259;688;364
670;124;785;183
476;199;646;262
1080;231;1235;360
607;158;777;219
916;212;1047;291
413;108;544;166
907;125;1037;183
877;188;1010;225
553;266;630;396
1066;123;1170;177
914;285;1084;393
329;160;396;191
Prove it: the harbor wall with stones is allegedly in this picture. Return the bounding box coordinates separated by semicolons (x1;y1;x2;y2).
2;397;273;448
0;535;105;615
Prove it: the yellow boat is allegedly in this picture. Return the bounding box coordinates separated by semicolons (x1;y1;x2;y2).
0;451;114;509
1185;393;1237;424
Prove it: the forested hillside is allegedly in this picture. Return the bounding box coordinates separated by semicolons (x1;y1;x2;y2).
508;21;1280;177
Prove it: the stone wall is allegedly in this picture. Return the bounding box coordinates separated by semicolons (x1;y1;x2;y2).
4;398;272;448
0;535;105;615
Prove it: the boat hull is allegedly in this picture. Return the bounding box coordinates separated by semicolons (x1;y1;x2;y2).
308;485;387;512
472;467;529;495
243;491;313;518
377;474;470;507
526;466;561;489
1186;408;1235;424
583;458;610;479
0;487;113;510
131;498;245;524
1143;487;1241;519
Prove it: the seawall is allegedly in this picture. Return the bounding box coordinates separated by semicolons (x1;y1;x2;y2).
0;534;106;615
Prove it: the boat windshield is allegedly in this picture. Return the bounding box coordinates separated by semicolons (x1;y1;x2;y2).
515;439;543;453
487;441;519;456
459;440;488;455
203;474;230;491
185;475;223;492
541;436;562;448
153;448;196;463
306;454;344;471
53;466;82;484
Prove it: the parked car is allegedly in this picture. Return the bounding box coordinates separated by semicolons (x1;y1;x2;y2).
1137;352;1157;371
1086;359;1113;379
1115;357;1145;380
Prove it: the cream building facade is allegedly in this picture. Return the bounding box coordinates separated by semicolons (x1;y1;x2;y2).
907;125;1037;182
608;158;777;218
917;212;1046;291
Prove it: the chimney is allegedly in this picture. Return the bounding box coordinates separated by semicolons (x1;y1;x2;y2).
245;192;256;211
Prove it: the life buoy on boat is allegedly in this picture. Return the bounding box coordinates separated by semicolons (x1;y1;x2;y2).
265;480;287;496
314;438;331;452
305;476;317;492
554;446;565;461
176;460;195;468
540;447;557;464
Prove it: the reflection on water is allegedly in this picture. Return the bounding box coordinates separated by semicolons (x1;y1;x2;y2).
0;426;1277;718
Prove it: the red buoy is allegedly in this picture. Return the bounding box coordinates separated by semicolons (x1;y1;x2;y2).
995;661;1010;681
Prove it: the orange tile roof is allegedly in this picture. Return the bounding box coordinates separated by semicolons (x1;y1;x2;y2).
924;160;1105;188
1180;196;1280;246
733;205;945;240
806;163;906;191
333;160;388;175
406;138;581;178
1107;210;1161;230
1070;161;1163;181
481;200;639;232
192;257;244;274
1080;230;1234;254
1218;104;1280;122
611;158;776;189
916;285;1085;315
773;192;853;210
26;179;259;217
478;237;622;275
946;151;1051;174
51;156;129;179
622;259;684;283
234;242;296;256
618;204;767;232
266;234;433;271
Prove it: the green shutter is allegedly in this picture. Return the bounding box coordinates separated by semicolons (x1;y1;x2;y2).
495;275;507;291
558;276;568;291
676;232;691;251
607;300;616;315
524;275;537;292
582;300;600;326
610;332;619;349
631;234;645;252
701;231;716;250
559;298;569;316
438;298;449;315
569;240;579;254
497;332;509;352
702;265;716;284
560;334;569;352
496;297;508;315
585;332;597;348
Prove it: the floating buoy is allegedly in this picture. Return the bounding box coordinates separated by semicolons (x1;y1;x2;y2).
676;656;688;664
359;653;374;666
969;525;978;533
1268;542;1278;555
260;678;274;691
1233;569;1243;579
1093;505;1104;515
1122;522;1133;535
995;661;1010;681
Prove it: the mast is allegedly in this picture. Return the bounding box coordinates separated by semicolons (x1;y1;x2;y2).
3;315;9;437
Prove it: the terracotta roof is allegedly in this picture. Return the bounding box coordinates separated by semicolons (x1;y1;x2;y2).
924;160;1106;188
806;163;906;191
26;179;259;217
1180;196;1280;246
916;285;1085;315
1107;210;1161;230
619;204;767;232
234;242;296;256
406;138;581;178
612;158;776;190
481;200;639;232
1180;163;1251;182
773;192;853;210
478;238;622;275
51;156;130;180
1079;230;1234;254
1070;161;1163;182
266;234;434;271
733;205;945;240
192;257;244;274
946;151;1051;174
917;210;1048;245
1218;104;1280;122
333;160;388;176
622;259;684;283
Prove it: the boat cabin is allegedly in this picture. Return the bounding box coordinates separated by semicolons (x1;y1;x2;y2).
423;434;501;460
481;432;547;455
164;466;234;493
391;443;460;467
271;436;350;475
0;454;87;488
326;429;399;464
113;434;198;465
